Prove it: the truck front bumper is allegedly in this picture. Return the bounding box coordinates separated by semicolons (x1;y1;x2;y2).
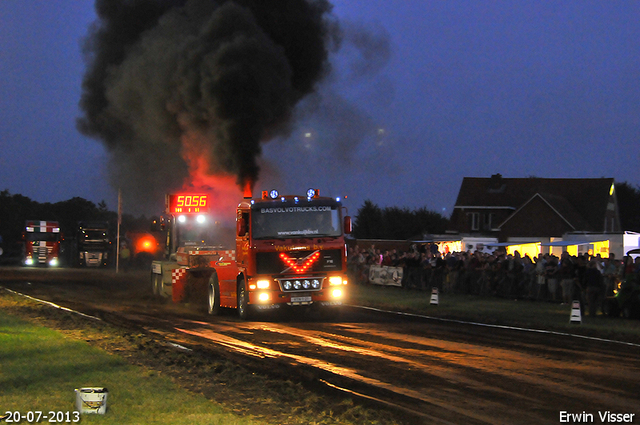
248;288;345;308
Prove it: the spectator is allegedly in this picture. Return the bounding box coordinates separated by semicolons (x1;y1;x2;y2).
545;255;559;301
559;252;575;304
602;257;618;296
623;256;636;276
120;243;131;271
574;255;587;315
584;260;605;317
534;253;547;300
381;250;393;266
522;254;536;299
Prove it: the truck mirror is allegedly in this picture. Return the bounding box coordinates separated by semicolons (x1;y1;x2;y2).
237;217;247;237
344;216;352;234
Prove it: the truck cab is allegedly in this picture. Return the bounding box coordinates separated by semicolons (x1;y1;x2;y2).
23;220;62;266
151;188;351;320
229;188;350;318
76;221;111;267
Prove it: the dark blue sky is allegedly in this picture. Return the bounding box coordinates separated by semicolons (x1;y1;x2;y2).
1;1;638;217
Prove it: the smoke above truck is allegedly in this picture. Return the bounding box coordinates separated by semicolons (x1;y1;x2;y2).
78;0;340;213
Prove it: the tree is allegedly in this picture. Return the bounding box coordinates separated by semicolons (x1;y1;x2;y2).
353;200;450;240
616;181;640;232
353;200;382;239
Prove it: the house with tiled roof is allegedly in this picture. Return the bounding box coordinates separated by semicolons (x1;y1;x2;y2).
448;174;625;256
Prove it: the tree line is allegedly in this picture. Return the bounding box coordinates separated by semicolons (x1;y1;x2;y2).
615;182;640;233
352;200;450;240
2;181;639;255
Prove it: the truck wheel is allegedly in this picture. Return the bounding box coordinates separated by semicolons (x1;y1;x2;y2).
237;279;251;320
208;276;220;315
151;273;159;295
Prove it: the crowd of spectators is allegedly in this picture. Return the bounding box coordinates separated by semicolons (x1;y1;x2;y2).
347;243;640;316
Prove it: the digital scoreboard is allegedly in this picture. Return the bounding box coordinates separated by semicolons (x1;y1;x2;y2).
166;194;210;214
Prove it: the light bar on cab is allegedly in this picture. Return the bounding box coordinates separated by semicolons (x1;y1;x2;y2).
260;188;320;200
262;189;279;200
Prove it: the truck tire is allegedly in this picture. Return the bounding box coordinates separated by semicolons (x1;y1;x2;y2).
152;273;163;296
208;275;220;315
237;279;251;320
151;273;158;295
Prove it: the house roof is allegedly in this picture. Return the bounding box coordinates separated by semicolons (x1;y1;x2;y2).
454;175;614;231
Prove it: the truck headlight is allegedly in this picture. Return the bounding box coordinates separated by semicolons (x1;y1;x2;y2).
49;258;58;267
258;292;270;302
332;289;343;298
257;280;270;289
329;276;342;286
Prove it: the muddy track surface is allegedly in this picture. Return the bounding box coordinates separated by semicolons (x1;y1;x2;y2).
2;267;640;425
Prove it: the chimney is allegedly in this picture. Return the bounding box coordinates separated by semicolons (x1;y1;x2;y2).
488;173;505;193
243;180;253;199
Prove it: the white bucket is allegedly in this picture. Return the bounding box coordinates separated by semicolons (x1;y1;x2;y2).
75;387;108;414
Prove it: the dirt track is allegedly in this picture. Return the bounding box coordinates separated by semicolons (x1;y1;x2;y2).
2;267;640;424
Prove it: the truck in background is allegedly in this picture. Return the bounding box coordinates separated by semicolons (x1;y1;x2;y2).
76;221;111;267
23;220;63;266
151;189;351;319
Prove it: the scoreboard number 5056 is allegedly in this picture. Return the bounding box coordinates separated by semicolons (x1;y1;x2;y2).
177;195;207;207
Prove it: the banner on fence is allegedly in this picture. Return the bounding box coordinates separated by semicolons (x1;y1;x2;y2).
369;265;403;287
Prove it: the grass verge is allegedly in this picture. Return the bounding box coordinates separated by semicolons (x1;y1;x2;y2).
0;306;254;425
349;284;640;344
0;290;406;425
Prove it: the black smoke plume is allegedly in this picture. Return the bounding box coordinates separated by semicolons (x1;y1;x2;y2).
78;0;338;212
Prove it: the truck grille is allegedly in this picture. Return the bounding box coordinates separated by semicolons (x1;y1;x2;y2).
37;247;49;263
277;277;325;292
84;252;104;266
256;249;342;274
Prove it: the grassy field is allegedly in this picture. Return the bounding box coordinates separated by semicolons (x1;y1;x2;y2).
2;281;639;425
0;309;256;425
349;283;640;344
0;290;405;425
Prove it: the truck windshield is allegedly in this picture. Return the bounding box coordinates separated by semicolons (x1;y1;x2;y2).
25;233;60;242
251;204;342;239
81;230;108;241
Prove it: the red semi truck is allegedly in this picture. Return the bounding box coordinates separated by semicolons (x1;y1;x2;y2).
23;220;63;266
151;189;351;319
